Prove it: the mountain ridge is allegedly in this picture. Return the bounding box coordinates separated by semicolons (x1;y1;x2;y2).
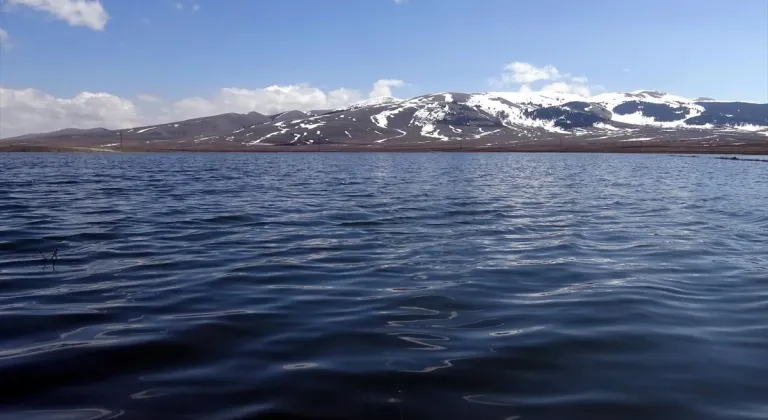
2;90;766;152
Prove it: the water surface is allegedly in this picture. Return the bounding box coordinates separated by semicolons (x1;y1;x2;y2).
1;153;767;420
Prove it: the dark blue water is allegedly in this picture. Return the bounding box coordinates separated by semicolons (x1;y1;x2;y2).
1;152;767;420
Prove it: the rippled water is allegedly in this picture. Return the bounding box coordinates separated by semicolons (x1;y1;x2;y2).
1;153;767;420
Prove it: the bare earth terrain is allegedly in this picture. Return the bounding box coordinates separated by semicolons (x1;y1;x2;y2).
2;90;766;154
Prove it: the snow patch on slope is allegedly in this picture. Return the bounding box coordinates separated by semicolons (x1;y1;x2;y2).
375;129;407;143
474;129;502;139
730;124;768;132
593;122;622;131
247;127;289;145
372;107;408;128
619;137;654;142
420;123;449;141
491;91;584;108
194;136;218;143
298;122;324;130
411;103;449;126
407;102;458;141
346;96;402;110
611;110;703;128
589;90;706;128
590;90;693;108
467;93;568;133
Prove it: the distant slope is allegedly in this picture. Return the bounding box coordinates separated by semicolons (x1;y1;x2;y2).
3;90;766;151
3;127;111;141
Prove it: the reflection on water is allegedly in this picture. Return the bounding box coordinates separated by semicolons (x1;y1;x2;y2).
1;152;767;420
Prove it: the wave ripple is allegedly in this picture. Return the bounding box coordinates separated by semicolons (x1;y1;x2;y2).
1;153;767;420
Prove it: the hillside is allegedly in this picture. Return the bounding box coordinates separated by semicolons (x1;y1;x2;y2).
2;90;766;153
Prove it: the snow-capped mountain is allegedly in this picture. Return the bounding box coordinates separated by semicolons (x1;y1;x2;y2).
344;96;402;110
3;90;767;151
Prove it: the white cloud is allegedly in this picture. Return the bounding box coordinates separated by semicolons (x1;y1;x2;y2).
0;28;11;49
6;0;109;31
0;80;406;138
571;76;589;84
369;79;405;97
164;80;406;120
0;87;140;138
499;62;561;85
137;94;162;103
490;61;594;96
541;82;591;97
167;85;351;120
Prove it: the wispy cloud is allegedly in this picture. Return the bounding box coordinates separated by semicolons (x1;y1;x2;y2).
369;79;404;97
0;28;11;49
6;0;109;31
137;94;162;103
174;2;201;12
489;61;594;96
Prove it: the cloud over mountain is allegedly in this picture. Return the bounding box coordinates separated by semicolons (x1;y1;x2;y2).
490;62;594;96
0;79;407;138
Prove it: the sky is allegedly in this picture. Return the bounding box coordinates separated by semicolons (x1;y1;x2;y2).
0;0;766;137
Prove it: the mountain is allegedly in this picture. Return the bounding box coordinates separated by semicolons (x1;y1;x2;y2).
2;90;767;152
6;127;112;141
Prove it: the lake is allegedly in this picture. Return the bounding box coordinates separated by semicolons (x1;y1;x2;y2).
1;152;767;420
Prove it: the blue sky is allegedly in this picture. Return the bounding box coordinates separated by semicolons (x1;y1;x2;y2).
0;0;766;136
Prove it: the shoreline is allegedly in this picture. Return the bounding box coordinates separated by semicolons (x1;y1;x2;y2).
1;144;767;155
